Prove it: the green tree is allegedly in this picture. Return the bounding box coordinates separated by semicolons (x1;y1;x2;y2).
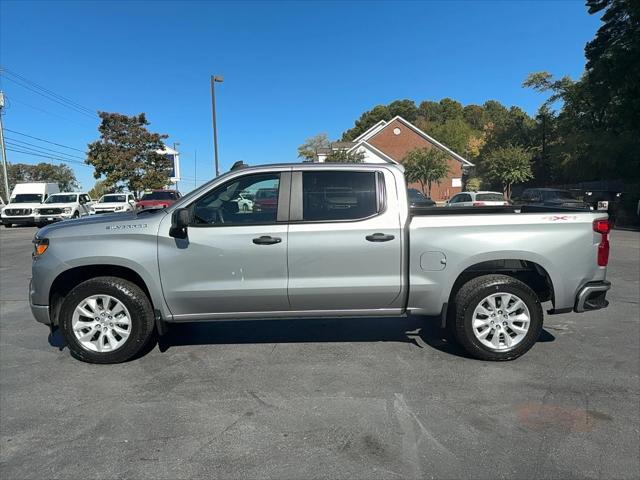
88;179;111;200
465;177;482;192
2;162;78;194
324;148;365;163
297;133;330;161
86;112;171;196
482;145;533;199
403;148;450;197
341;99;418;140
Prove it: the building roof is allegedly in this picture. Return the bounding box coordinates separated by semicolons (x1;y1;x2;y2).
353;115;474;167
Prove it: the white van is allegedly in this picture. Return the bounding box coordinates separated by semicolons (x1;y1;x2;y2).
1;182;60;227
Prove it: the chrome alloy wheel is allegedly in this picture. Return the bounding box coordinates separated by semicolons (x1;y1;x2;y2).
71;295;132;353
471;292;531;350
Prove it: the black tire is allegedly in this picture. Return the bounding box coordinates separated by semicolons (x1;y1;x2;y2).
73;211;80;218
450;274;543;361
4;223;13;228
59;276;156;363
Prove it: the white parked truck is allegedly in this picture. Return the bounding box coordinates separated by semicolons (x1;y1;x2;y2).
34;192;94;226
1;182;60;227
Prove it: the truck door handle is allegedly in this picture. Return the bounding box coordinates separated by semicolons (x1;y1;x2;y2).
252;235;282;245
366;233;395;242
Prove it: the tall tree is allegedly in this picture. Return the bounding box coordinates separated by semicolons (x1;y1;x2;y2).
324;148;365;163
482;145;533;199
86;112;171;196
297;133;330;161
3;162;78;193
88;179;111;200
403;148;450;197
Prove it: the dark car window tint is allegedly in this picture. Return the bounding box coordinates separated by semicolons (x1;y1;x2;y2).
302;171;378;221
192;173;280;226
476;193;504;201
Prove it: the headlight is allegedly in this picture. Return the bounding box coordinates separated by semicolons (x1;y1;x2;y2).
63;207;72;214
33;237;49;257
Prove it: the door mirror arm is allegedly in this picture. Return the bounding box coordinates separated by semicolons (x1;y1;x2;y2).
170;208;191;239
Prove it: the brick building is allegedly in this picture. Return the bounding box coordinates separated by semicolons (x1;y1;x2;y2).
316;116;473;201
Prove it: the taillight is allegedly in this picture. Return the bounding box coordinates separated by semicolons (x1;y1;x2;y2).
593;218;610;266
473;202;485;206
593;219;610;234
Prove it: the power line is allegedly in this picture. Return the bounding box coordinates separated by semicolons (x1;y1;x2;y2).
6;137;86;161
3;128;85;153
6;96;94;127
1;67;96;115
0;70;99;120
6;147;92;168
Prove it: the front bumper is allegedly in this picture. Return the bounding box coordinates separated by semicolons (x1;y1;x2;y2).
574;281;611;313
2;216;37;225
35;214;72;224
30;280;51;325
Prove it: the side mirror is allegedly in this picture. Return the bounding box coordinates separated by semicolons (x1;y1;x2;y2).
170;208;190;239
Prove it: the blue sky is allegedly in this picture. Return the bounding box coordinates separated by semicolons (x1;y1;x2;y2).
1;0;601;192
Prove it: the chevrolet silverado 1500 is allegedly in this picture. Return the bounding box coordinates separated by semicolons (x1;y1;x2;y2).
30;163;611;363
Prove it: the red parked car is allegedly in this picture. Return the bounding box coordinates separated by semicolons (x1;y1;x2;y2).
136;190;181;210
253;188;278;212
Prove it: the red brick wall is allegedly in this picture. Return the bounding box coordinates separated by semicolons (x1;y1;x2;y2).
367;118;463;201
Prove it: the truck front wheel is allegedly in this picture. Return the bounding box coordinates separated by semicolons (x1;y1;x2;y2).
451;274;543;361
58;276;156;363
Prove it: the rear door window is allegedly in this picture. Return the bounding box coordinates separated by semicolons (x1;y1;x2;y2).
302;171;379;221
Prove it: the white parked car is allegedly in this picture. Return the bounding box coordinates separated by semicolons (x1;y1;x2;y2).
90;193;137;215
234;192;254;212
1;182;60;227
446;191;509;207
35;192;94;226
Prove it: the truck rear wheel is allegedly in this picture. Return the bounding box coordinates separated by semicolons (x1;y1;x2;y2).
450;274;543;361
59;276;155;363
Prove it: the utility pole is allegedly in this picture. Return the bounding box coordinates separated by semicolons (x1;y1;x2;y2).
210;75;224;177
0;91;10;203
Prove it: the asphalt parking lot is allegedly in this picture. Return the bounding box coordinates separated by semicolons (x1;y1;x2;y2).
0;226;638;479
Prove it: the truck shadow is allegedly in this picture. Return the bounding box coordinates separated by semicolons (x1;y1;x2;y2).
48;317;555;360
154;316;555;359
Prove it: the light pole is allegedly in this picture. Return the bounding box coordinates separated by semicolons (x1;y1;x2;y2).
210;75;224;177
172;142;180;192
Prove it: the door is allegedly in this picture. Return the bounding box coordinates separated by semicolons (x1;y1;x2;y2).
287;168;403;311
158;171;290;318
79;194;92;216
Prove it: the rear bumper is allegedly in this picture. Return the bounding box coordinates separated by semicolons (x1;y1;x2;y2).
574;281;611;313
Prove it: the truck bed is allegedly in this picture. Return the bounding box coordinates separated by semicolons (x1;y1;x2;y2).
410;205;592;216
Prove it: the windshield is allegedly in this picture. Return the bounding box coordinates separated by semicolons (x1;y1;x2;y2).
100;194;127;203
141;191;177;201
45;194;78;204
11;194;43;203
476;193;504;201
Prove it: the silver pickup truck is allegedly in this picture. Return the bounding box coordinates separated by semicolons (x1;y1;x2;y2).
30;163;611;363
